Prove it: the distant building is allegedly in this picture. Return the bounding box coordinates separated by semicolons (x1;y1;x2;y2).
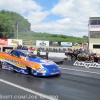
88;15;100;54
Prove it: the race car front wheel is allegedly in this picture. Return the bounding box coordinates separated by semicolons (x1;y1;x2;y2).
71;55;76;60
0;61;2;68
27;67;34;75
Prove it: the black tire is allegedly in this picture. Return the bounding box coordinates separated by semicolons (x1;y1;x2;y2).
0;61;2;68
71;55;76;60
27;67;34;75
63;58;67;60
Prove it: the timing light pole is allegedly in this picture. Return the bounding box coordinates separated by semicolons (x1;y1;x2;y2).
17;22;18;39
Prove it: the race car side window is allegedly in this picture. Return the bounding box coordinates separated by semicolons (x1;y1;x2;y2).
11;51;20;58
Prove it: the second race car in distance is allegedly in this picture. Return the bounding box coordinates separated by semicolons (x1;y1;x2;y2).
0;49;61;76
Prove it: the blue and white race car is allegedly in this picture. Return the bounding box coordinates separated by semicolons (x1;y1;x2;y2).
0;49;61;76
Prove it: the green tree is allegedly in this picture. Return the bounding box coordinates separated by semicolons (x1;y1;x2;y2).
0;10;31;38
0;14;15;38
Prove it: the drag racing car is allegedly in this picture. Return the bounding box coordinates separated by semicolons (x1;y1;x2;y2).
0;49;61;76
77;52;100;63
65;50;100;63
77;52;94;62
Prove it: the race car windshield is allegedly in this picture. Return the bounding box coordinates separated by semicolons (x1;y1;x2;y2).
20;50;37;58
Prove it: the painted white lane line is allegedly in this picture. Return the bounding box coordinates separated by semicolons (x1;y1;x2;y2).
60;67;100;75
0;79;59;100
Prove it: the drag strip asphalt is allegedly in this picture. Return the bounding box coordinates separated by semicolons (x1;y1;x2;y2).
1;57;100;100
0;79;49;100
60;65;100;79
1;68;100;100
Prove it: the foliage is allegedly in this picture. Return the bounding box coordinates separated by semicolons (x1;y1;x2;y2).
0;10;88;43
0;10;31;38
15;31;88;44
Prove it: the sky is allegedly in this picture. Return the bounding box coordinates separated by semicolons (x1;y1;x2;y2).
0;0;100;37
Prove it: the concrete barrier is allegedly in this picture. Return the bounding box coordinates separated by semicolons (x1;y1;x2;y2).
0;46;66;58
34;52;66;58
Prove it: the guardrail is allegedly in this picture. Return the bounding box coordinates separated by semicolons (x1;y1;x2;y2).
38;52;66;58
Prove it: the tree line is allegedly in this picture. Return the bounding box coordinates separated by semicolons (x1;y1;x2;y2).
0;10;30;38
0;10;88;44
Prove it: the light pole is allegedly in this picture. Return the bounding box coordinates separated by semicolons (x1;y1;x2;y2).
17;22;18;39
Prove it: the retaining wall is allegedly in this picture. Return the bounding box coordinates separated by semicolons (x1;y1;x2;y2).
34;52;66;58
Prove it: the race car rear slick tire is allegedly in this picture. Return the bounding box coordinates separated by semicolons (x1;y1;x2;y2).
0;61;2;68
